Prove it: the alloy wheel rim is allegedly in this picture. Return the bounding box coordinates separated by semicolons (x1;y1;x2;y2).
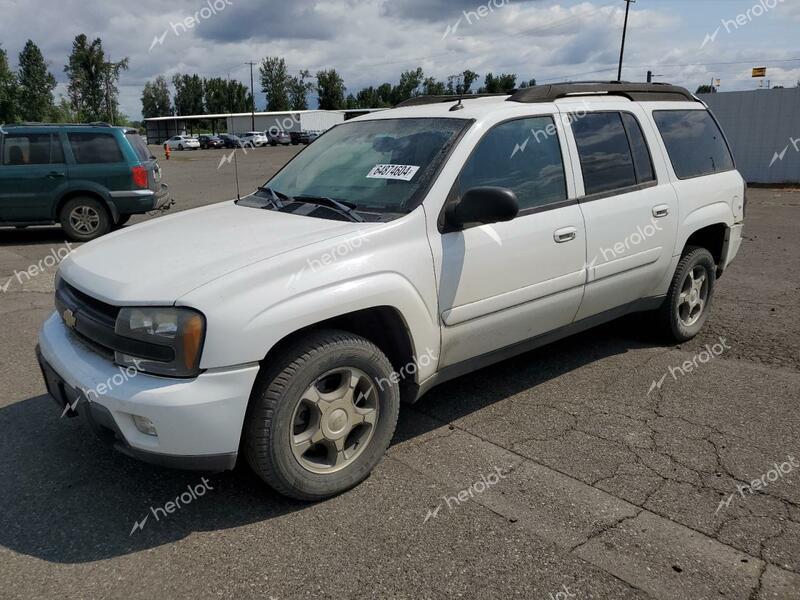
69;206;100;235
677;265;709;327
290;367;379;474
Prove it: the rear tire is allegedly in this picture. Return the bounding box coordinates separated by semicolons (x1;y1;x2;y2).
59;196;111;241
244;330;400;501
656;246;716;342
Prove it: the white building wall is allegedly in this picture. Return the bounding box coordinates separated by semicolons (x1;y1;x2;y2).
225;111;345;135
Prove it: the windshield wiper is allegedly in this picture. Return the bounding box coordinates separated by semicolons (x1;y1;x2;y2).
256;186;286;210
291;195;365;223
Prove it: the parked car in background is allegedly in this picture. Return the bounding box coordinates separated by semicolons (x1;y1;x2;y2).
300;130;320;145
199;135;225;149
219;134;244;148
0;124;171;240
289;131;302;145
166;135;200;151
267;131;291;146
35;82;745;501
240;131;269;147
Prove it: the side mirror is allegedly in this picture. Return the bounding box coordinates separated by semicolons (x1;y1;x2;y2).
445;187;519;231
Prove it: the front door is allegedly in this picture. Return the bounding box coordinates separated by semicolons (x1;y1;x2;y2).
432;115;587;368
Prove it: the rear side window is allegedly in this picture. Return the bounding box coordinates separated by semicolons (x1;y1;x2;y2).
459;117;567;211
2;133;55;165
68;133;124;164
571;113;638;195
653;110;734;179
125;132;151;162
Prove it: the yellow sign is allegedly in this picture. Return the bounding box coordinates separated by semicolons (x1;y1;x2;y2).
752;67;767;78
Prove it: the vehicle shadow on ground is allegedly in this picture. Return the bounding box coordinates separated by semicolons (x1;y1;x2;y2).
0;226;70;246
0;318;662;565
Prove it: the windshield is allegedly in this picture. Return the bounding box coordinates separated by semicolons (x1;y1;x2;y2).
265;118;468;215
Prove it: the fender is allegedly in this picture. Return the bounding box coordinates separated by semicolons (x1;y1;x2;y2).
54;180;120;223
674;201;732;257
179;209;441;379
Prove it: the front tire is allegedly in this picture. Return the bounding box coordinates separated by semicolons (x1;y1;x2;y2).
244;330;400;501
59;197;111;241
656;246;716;342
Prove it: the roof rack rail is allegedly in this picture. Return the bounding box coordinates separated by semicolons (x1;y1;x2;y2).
6;121;114;128
508;81;696;103
395;93;509;108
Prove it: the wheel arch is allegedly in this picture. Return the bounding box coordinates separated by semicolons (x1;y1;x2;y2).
258;305;420;403
55;189;119;223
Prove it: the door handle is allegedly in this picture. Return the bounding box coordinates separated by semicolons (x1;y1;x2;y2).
652;205;669;218
48;171;66;178
554;226;577;243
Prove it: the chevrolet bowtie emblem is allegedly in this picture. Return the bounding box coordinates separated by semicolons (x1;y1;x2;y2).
63;309;77;329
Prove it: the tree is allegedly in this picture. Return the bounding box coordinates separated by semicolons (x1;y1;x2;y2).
259;56;290;111
172;74;204;115
479;73;517;94
519;78;537;88
345;93;358;109
0;45;19;123
227;80;253;113
695;85;716;94
288;69;313;110
49;96;78;123
141;76;172;118
391;67;424;104
446;70;479;95
422;77;447;96
17;40;56;122
316;69;346;109
202;77;229;114
64;35;129;122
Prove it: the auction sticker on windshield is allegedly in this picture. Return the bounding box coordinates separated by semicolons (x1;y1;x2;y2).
367;164;420;181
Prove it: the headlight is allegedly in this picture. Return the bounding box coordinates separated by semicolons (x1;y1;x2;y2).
114;307;206;377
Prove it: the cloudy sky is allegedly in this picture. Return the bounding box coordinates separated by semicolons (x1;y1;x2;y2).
0;0;797;119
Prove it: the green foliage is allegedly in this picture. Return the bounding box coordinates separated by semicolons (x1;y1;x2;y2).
64;34;128;123
0;45;19;123
288;69;313;110
141;75;172;118
172;73;204;115
316;69;346;110
478;73;517;94
695;84;716;94
17;40;56;122
259;56;290;111
422;77;447;96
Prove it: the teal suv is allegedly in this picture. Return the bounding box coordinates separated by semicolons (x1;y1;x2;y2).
0;123;171;241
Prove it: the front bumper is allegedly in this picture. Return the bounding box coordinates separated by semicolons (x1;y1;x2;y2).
37;312;260;471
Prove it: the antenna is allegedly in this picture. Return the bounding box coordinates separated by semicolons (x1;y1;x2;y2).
450;74;465;111
233;148;241;201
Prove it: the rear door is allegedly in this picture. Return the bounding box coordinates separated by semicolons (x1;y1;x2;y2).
560;102;679;320
0;131;67;222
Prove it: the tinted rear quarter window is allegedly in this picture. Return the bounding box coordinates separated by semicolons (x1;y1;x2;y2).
571;112;637;195
621;113;655;184
125;133;151;162
653;110;734;179
68;132;124;164
459;116;567;211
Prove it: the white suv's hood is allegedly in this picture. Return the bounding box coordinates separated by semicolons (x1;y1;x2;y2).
59;200;363;304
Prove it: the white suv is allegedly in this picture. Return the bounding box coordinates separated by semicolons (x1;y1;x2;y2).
38;82;745;500
239;131;269;147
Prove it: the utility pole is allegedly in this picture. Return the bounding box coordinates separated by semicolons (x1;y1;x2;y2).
245;61;257;130
617;0;636;82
